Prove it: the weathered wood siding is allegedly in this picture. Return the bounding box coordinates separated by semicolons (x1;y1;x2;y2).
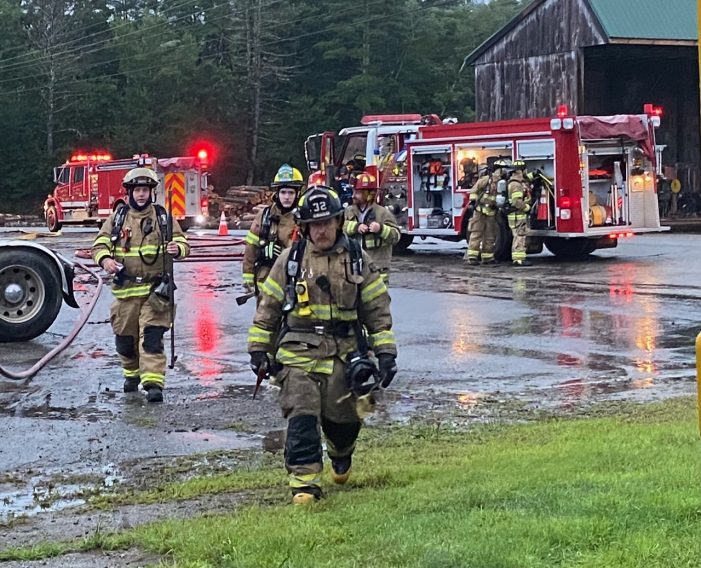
582;44;700;192
475;53;578;120
473;0;606;121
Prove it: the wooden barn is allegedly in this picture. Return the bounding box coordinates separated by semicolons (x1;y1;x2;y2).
465;0;699;194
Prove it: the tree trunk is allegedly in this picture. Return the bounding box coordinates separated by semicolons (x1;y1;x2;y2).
245;0;262;186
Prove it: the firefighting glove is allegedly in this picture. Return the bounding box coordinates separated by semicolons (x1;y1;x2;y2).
249;351;270;376
264;242;283;260
377;353;397;388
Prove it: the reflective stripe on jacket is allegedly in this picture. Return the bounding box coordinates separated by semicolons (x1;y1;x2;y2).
91;205;190;298
247;235;397;374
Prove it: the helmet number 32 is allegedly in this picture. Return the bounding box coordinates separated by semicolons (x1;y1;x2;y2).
311;200;328;213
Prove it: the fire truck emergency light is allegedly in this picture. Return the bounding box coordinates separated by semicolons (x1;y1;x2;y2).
197;149;208;161
70;153;112;162
557;104;569;118
644;103;663;127
643;103;663;117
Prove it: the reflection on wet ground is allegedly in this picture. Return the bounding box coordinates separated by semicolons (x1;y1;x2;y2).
0;232;699;524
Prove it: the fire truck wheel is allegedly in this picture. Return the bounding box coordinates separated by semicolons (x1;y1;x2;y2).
544;237;595;259
45;206;62;232
0;249;63;342
493;215;512;262
393;234;414;254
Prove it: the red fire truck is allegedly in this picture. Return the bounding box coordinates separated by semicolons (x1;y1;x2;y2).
306;106;668;258
45;151;210;232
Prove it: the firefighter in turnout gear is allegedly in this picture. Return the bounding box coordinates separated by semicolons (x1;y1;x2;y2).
247;186;397;505
343;172;401;283
242;164;302;298
507;160;532;267
91;168;190;403
464;161;507;265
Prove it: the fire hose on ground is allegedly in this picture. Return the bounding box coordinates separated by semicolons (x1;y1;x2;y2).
1;236;244;379
0;260;104;381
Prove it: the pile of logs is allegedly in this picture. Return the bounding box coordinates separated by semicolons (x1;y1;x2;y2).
0;213;42;227
208;185;273;230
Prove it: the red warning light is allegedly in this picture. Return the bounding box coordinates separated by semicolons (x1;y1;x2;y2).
644;103;663;117
557;104;569;118
187;139;216;166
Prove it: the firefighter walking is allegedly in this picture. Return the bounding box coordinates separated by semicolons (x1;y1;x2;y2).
92;168;190;403
507;160;532;267
242;164;303;299
464;161;507;265
343;172;401;283
247;185;397;505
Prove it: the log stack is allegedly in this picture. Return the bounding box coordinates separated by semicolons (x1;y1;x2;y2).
208;185;273;230
0;213;42;227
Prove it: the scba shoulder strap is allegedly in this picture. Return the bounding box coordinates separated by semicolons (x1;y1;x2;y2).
111;203;168;245
282;236;363;312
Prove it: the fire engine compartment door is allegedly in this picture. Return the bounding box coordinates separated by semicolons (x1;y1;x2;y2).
185;171;198;215
583;141;660;231
516;140;555;230
410;145;454;231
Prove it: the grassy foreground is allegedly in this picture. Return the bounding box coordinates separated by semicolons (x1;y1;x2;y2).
8;398;701;567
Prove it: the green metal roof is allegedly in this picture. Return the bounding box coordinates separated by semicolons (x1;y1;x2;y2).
587;0;696;41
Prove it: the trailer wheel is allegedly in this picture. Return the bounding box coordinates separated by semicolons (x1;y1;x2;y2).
393;234;414;254
45;205;62;232
0;249;63;342
544;237;595;259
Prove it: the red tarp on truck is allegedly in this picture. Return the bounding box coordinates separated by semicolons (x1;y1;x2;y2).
577;115;653;159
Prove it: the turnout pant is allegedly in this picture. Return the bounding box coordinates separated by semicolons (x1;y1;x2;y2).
508;215;528;262
277;358;361;494
465;210;497;262
109;295;170;388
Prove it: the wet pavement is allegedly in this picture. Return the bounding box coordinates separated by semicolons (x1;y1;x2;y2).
0;227;699;546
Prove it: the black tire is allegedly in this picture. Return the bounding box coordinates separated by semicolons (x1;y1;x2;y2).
493;213;513;261
544;237;595;259
393;234;414;253
0;249;63;342
462;211;512;261
45;205;62;232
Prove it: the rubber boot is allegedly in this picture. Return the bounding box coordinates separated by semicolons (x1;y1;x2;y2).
466;257;479;266
123;377;140;393
291;486;321;505
144;384;164;403
512;259;532;267
330;457;352;485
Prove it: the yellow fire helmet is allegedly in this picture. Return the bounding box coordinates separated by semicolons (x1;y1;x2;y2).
271;163;304;189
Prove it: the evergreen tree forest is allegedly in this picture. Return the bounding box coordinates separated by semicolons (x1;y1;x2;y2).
0;0;523;212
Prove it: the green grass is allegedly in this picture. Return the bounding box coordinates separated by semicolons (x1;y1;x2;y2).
4;398;701;567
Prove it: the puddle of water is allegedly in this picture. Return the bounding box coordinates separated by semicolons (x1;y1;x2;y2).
0;464;123;523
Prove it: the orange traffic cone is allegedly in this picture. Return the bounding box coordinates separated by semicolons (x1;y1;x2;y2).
218;211;229;236
536;192;548;222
